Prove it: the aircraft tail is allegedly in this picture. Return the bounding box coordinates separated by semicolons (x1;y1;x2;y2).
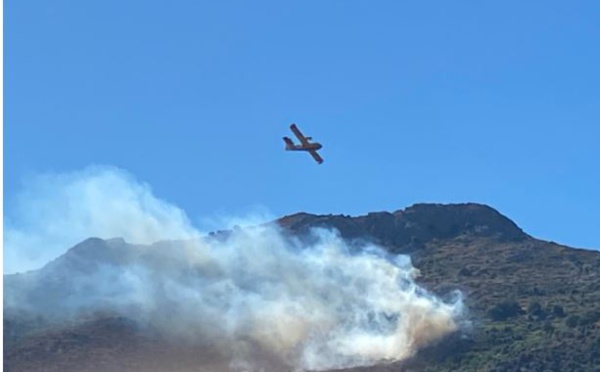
283;136;295;150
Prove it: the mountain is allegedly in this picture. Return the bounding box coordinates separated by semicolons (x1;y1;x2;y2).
5;203;600;372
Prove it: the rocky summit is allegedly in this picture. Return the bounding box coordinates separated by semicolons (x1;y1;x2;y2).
5;203;600;372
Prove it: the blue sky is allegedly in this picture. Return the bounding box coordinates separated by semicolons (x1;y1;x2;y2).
5;1;600;249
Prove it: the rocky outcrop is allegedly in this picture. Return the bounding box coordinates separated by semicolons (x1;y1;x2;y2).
278;203;528;252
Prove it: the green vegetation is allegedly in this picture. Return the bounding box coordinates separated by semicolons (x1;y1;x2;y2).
403;236;600;372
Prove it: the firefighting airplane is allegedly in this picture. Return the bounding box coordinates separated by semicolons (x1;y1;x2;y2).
283;124;324;164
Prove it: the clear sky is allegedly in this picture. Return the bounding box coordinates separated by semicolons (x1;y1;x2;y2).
5;1;600;249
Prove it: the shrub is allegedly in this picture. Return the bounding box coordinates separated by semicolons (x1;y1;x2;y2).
527;301;543;317
543;321;554;335
580;310;600;326
552;305;565;318
487;300;524;321
565;315;580;328
458;266;472;276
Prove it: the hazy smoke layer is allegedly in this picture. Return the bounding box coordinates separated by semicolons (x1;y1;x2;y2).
5;166;199;273
5;166;465;371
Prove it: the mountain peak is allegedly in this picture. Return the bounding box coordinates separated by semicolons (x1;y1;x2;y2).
277;203;528;251
40;237;138;276
395;202;527;240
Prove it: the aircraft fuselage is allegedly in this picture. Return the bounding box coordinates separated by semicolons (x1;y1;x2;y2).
286;143;322;151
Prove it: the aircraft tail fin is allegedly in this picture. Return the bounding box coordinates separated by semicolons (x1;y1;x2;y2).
283;137;295;150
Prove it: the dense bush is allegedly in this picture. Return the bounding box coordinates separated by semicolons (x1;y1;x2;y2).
552;305;565;318
580;310;600;326
566;315;580;328
527;301;544;318
487;301;524;321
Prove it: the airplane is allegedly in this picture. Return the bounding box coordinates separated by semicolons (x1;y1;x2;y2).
283;124;324;164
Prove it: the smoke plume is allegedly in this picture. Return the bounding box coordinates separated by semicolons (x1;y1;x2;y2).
5;166;198;273
4;166;465;371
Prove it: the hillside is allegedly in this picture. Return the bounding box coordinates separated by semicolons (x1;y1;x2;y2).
5;203;600;371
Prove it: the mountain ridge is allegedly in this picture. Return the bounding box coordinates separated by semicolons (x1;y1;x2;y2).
5;202;600;372
278;203;528;256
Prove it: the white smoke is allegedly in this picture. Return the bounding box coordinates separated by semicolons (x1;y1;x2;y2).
4;166;465;371
4;165;199;273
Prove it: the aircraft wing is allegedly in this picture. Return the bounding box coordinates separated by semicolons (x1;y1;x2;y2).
309;150;324;164
290;124;310;146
